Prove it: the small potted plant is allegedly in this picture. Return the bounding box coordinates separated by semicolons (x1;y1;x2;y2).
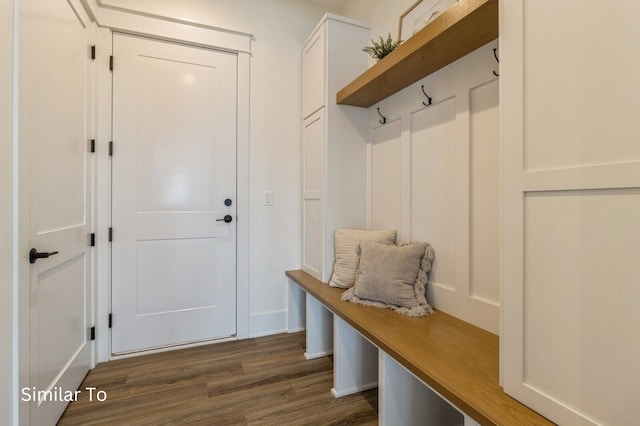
363;33;401;61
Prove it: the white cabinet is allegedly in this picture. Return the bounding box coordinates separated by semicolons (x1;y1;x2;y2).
501;1;640;425
301;14;370;282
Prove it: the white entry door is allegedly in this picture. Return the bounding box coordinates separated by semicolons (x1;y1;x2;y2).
22;1;93;424
111;33;238;354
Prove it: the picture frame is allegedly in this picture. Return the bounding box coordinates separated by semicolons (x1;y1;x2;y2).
398;0;457;42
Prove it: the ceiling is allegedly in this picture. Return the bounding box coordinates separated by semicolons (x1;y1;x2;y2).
302;0;350;12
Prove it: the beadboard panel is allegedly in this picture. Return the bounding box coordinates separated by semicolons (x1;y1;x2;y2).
367;41;499;333
410;97;457;295
370;119;402;234
469;80;500;304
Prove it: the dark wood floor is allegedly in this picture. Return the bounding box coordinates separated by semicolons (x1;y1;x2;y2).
58;332;378;425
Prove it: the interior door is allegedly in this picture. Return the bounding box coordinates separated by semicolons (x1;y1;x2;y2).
23;1;93;424
111;33;238;354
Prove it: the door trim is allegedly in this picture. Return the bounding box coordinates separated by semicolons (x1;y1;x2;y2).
95;24;251;362
82;0;253;53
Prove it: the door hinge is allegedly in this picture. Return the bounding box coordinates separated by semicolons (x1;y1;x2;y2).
90;326;96;341
109;55;113;71
108;228;113;242
91;45;96;61
109;141;113;156
90;233;96;247
90;139;95;153
108;313;112;329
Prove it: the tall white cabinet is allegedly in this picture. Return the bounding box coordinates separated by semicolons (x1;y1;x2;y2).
501;1;640;424
301;14;370;282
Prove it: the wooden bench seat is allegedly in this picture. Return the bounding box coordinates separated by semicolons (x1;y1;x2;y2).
286;269;553;426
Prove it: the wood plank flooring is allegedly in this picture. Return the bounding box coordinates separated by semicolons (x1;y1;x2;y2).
58;332;377;425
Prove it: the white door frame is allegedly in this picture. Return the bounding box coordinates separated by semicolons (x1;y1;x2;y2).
83;1;253;362
2;2;17;425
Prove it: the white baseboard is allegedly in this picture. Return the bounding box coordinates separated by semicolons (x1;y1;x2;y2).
304;350;333;360
331;382;378;398
249;310;287;338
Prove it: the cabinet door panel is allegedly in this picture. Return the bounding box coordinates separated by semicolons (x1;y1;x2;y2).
502;1;640;424
302;199;323;280
303;111;325;194
303;27;325;119
303;110;325;281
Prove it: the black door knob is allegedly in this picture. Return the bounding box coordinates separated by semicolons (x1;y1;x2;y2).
29;248;59;264
216;215;233;223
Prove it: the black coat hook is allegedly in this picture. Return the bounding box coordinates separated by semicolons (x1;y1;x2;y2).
421;85;432;107
377;107;387;125
492;48;499;77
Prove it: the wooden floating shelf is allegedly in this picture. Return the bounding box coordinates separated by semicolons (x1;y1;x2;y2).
336;0;498;108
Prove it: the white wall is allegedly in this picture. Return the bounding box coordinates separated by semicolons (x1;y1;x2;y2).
0;1;15;424
341;0;415;48
98;0;341;336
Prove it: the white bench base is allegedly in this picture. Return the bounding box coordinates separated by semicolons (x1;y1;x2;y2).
289;278;483;426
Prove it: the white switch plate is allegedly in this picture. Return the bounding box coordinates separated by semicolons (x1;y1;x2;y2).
264;191;273;206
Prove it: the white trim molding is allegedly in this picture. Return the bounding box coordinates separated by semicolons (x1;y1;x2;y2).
80;0;253;53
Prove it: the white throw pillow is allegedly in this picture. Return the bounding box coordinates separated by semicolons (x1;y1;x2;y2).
329;229;396;288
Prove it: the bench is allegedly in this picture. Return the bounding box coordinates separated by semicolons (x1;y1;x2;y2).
286;269;553;426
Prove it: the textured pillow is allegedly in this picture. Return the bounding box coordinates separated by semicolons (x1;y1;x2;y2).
342;240;435;317
329;229;396;288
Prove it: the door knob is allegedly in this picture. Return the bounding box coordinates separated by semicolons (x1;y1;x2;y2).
29;248;59;264
216;215;233;223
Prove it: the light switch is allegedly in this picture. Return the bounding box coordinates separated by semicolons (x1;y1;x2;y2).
264;191;273;206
